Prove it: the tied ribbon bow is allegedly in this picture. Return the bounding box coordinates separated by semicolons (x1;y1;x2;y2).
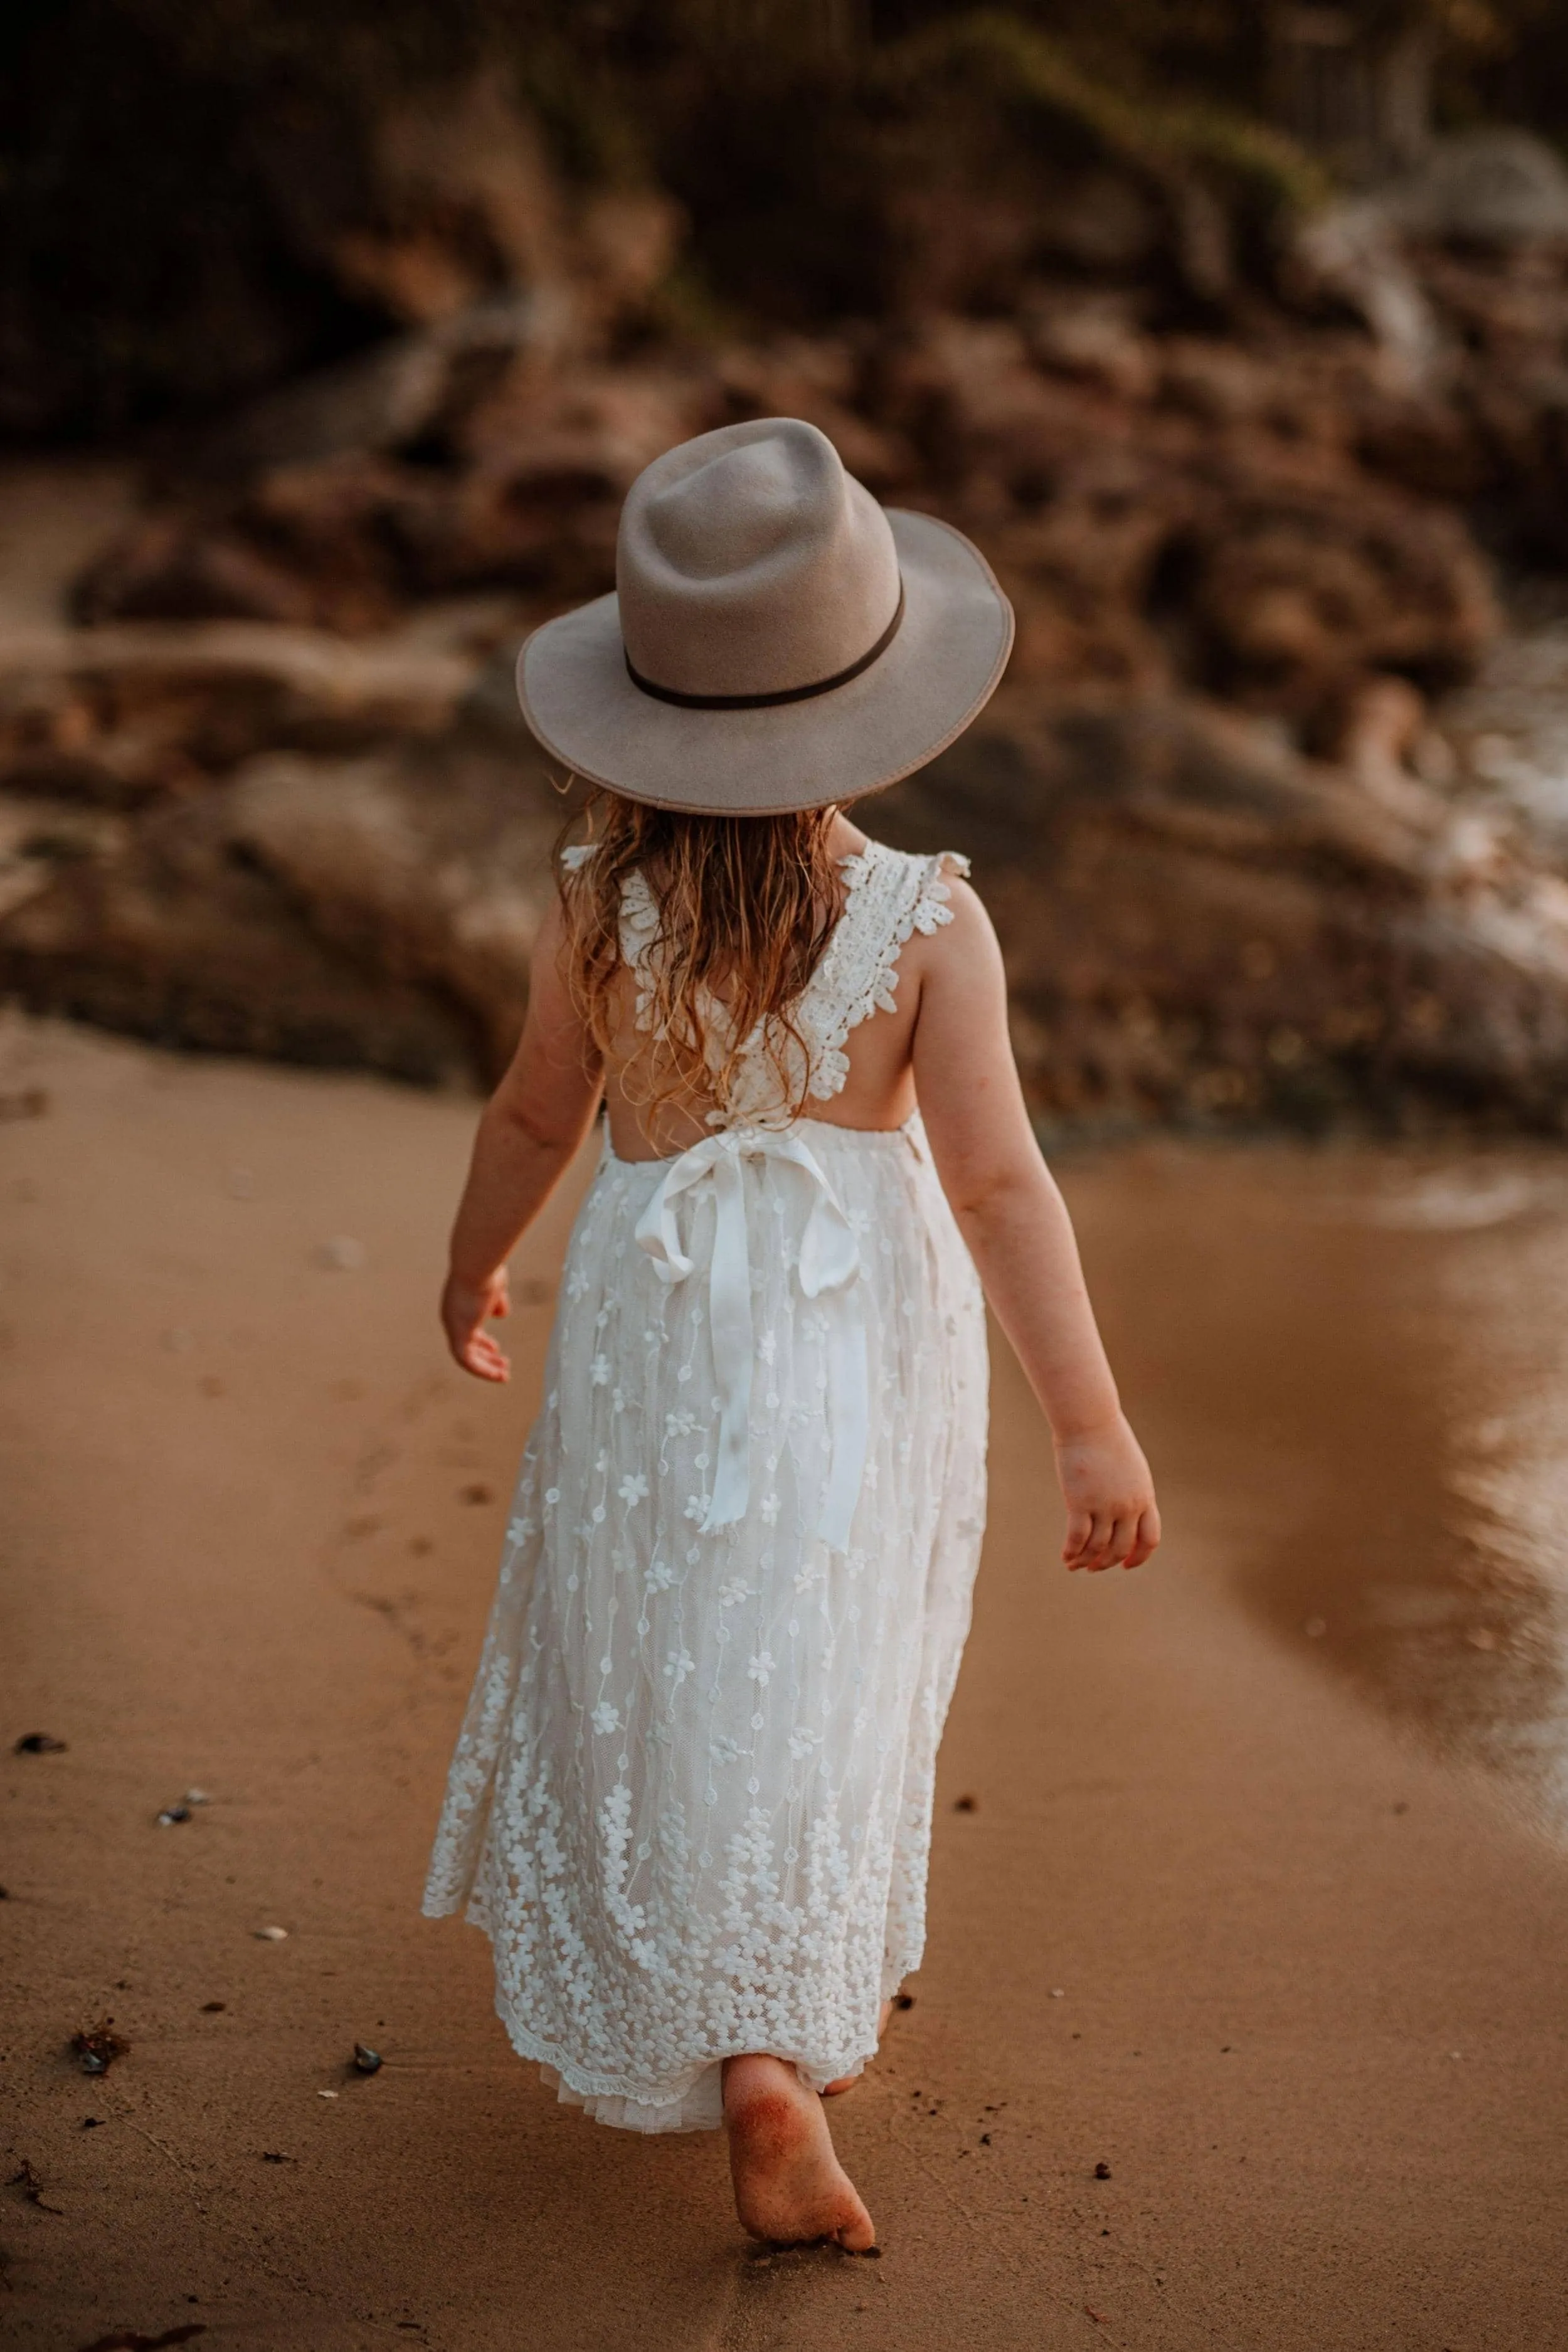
633;1126;869;1551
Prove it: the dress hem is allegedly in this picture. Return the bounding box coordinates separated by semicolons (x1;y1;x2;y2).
423;1888;920;2134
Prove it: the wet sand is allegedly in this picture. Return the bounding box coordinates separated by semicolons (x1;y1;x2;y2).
3;1017;1566;2351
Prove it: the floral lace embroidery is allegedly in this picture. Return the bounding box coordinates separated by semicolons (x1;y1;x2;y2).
617;867;664;1036
800;845;970;1103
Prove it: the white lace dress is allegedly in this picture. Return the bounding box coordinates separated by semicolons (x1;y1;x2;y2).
423;840;989;2132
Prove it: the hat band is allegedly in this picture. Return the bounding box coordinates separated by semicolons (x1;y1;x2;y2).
624;582;906;711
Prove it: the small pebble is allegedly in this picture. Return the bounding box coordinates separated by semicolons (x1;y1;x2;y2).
71;2020;129;2074
184;1788;211;1806
318;2089;339;2100
254;1926;289;1942
352;2043;383;2074
1049;1987;1065;1998
1094;2161;1112;2180
316;1236;365;1272
14;1732;66;1754
953;1793;978;1813
156;1804;192;1827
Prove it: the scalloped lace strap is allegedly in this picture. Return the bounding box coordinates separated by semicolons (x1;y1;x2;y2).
800;844;971;1103
617;868;662;1030
911;848;971;931
560;844;665;1032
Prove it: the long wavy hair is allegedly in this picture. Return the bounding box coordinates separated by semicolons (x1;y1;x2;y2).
558;787;847;1123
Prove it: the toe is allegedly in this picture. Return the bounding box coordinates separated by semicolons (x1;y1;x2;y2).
835;2203;877;2254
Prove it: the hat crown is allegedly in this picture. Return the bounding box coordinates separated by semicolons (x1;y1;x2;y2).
617;418;901;701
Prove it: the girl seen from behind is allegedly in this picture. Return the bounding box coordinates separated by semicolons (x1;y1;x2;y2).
425;418;1159;2250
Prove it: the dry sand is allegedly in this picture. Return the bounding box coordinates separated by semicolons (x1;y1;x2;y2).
3;1016;1566;2351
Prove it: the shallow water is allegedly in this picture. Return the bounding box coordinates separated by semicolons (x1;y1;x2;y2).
1066;1140;1568;1835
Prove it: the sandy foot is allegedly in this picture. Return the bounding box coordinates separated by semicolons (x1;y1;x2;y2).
723;2056;877;2251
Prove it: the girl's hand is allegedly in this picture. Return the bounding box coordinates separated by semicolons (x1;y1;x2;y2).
442;1266;511;1383
1056;1414;1160;1571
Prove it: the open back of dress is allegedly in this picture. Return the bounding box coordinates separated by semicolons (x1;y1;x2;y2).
423;839;989;2131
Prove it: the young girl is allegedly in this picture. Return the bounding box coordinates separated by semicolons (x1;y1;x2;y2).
423;419;1159;2252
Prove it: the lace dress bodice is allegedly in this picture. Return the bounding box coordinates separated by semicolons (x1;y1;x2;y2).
561;837;970;1130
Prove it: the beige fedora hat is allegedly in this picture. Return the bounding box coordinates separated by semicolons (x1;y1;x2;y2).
516;416;1013;815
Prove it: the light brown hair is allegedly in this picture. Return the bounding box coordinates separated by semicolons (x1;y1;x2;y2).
558;787;847;1122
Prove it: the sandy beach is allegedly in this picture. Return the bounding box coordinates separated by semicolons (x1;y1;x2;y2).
4;1014;1567;2351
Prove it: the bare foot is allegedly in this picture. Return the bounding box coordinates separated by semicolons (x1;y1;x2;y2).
723;2055;877;2251
822;1999;894;2097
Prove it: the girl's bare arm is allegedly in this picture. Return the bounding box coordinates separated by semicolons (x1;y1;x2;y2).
442;896;603;1383
911;881;1160;1571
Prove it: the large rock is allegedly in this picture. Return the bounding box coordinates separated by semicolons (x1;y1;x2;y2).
0;614;492;804
1168;484;1498;730
76;361;712;632
878;688;1568;1136
218;741;559;1076
0;781;474;1084
0;716;559;1084
174;297;561;482
1380;131;1568;249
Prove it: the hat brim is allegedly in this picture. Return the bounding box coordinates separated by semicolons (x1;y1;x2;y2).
516;510;1014;816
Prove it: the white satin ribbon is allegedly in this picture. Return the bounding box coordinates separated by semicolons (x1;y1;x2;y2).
633;1125;869;1551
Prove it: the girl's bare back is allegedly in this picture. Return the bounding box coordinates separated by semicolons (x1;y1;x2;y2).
601;814;923;1160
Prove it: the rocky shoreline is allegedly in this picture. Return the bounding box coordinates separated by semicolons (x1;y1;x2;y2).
9;116;1568;1133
